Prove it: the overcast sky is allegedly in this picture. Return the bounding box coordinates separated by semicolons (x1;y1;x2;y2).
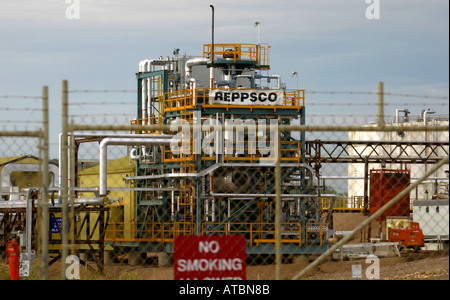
1;0;449;157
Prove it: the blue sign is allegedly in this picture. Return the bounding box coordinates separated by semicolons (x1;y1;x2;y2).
51;217;62;233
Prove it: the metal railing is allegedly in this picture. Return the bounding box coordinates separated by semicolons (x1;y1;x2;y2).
202;43;270;67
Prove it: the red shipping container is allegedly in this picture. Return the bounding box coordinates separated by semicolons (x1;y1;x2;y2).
369;169;410;220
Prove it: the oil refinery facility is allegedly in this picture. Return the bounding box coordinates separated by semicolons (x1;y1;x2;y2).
0;29;448;271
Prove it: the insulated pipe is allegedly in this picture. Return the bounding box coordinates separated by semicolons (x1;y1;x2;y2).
26;187;36;262
190;78;197;105
423;109;435;126
253;74;282;89
210;192;333;198
395;109;410;123
138;60;147;72
99;136;173;196
59;133;171;188
1;163;59;192
210;5;215;89
185;58;208;82
235;74;252;88
142;73;148;123
139;59;166;123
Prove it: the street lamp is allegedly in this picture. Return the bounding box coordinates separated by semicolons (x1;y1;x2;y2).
254;21;261;45
291;71;298;89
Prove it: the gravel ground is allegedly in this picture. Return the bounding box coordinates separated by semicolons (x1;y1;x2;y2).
77;250;448;280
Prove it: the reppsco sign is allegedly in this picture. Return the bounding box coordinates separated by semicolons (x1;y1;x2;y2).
209;89;284;106
174;235;246;280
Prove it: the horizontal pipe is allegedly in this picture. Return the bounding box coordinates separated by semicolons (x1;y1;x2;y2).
99;137;172;196
70;124;449;133
48;187;181;192
1;163;59;192
123;162;318;185
210;192;335;198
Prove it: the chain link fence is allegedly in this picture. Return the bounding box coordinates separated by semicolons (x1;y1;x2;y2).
1;81;448;281
0;88;49;279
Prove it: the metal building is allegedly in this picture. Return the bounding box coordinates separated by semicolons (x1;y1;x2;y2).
348;110;449;202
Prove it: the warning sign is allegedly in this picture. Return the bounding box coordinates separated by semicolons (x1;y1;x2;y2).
174;235;246;280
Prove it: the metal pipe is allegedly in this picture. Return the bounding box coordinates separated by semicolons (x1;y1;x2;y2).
139;59;168;123
142;73;148;123
210;5;215;89
210;192;326;198
423;109;436;126
1;163;59;192
234;74;252;89
395;109;410;123
123;162;318;186
26;188;36;264
185;58;208;82
253;74;282;89
99;137;173;196
59;132;168;163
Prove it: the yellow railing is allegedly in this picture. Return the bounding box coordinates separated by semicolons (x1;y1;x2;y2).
202;222;302;246
105;222;195;243
164;89;196;112
320;196;364;212
320;195;417;212
106;221;328;247
201;140;302;163
203;43;270;68
130;116;163;134
162;88;304;114
306;223;328;247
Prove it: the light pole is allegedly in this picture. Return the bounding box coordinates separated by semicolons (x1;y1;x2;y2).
254;21;261;45
291;71;298;89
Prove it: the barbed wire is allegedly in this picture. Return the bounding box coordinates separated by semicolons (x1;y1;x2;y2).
308;90;449;100
0;95;42;100
307;102;449;106
68;101;135;106
68;89;135;93
0;107;42;113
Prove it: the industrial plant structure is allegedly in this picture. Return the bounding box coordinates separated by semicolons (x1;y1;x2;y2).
101;41;329;262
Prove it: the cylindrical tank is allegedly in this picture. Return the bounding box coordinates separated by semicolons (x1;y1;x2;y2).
213;168;252;193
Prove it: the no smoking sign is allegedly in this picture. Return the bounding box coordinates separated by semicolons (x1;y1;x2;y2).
174;235;246;280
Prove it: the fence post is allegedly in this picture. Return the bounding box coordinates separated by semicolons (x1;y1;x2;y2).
61;80;69;279
377;81;385;127
40;85;49;280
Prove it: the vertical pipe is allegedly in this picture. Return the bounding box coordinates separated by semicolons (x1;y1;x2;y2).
142;76;147;124
210;5;215;89
41;86;49;280
377;82;384;127
26;188;33;272
69;129;76;255
98;209;105;274
61;80;69;280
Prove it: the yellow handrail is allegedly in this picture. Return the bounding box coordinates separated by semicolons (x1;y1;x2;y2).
320;196;365;212
162;88;305;114
203;43;270;67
